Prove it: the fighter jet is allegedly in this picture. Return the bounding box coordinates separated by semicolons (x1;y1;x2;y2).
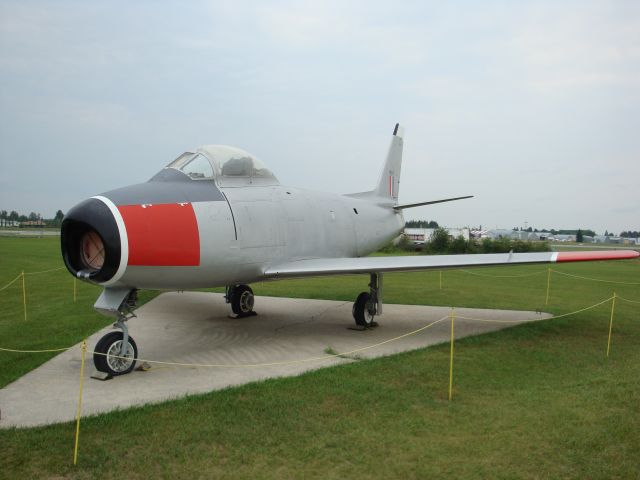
61;124;639;376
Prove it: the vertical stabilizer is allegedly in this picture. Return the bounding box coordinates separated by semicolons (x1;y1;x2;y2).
374;123;404;202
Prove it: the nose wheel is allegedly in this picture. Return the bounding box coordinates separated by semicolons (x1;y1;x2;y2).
94;331;138;376
226;285;257;317
93;288;139;377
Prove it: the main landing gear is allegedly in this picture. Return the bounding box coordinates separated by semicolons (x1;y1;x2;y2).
93;289;139;376
225;284;257;317
352;272;383;329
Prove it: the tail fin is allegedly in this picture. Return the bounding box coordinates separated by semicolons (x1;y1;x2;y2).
345;123;404;202
374;123;403;201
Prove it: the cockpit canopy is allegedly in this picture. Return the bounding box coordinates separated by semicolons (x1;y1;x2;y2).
164;145;279;186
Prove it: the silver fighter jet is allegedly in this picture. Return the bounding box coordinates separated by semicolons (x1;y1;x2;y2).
61;124;639;375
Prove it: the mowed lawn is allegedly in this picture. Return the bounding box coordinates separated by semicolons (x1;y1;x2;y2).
1;236;639;479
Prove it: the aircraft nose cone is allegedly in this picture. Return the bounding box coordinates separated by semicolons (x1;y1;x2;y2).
61;197;123;284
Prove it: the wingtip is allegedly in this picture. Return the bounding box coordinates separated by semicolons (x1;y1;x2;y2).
393;123;399;136
555;250;640;263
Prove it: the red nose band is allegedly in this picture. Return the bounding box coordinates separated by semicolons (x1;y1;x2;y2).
118;203;200;266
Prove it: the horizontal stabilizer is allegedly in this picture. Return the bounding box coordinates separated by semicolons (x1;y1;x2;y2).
393;195;474;210
265;250;639;279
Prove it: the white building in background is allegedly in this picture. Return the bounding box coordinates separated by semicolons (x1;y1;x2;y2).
485;229;513;240
0;219;20;227
404;227;470;245
550;234;577;242
472;229;551;241
407;226;638;245
594;236;622;244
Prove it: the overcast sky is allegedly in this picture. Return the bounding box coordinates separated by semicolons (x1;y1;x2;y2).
1;0;638;234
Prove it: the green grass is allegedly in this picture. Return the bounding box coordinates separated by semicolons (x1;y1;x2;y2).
1;237;639;479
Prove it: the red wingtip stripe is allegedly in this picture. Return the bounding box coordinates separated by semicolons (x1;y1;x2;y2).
555;250;639;263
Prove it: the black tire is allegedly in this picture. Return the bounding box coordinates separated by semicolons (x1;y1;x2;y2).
93;331;138;376
352;291;375;327
231;285;254;315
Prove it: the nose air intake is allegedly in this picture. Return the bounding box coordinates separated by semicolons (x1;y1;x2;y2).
61;198;123;283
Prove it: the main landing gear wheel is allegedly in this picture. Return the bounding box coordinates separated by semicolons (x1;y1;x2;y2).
352;292;377;328
230;285;255;316
93;331;138;376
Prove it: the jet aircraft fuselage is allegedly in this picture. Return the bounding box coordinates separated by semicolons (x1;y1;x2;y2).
62;143;404;293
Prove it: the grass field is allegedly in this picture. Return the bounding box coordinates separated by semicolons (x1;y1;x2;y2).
1;237;639;479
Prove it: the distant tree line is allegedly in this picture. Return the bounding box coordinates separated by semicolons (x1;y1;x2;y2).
0;209;64;227
424;228;550;254
405;219;439;228
382;227;550;255
620;231;640;238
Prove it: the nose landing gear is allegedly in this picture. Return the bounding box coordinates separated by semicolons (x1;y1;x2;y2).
93;289;139;376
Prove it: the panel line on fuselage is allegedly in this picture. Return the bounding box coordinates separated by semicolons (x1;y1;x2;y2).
221;191;238;240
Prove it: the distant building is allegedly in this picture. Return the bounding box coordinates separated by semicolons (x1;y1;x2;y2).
404;228;432;244
404;227;470;245
594;236;622;244
486;229;514;240
550;234;576;242
20;220;47;228
0;219;20;227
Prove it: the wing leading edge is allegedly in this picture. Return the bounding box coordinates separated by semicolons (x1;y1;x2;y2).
264;250;639;279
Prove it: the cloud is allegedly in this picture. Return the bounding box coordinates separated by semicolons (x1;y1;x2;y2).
509;2;640;94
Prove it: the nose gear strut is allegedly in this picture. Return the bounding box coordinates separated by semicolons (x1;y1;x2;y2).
93;289;139;376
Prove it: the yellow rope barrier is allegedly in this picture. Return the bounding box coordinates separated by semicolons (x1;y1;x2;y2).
0;295;622;366
606;293;616;358
550;269;640;285
24;266;65;276
21;271;26;321
90;316;451;369
545;268;551;306
0;267;64;295
0;273;22;292
616;295;640;305
84;297;619;373
456;296;614;324
0;346;72;353
459;269;546;278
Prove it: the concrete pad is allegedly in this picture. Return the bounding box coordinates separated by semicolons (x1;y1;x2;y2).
0;292;550;428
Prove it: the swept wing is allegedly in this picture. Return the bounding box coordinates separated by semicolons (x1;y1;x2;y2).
264;250;639;279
